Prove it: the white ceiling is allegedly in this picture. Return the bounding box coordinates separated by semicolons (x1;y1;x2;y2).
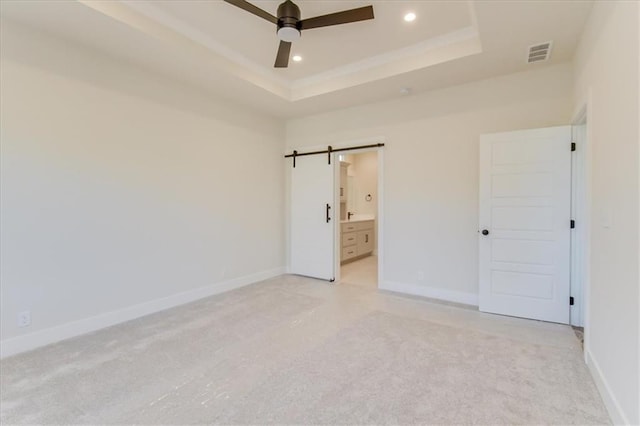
0;0;593;118
144;1;474;79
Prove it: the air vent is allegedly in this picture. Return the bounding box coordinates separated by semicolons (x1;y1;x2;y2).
527;41;552;63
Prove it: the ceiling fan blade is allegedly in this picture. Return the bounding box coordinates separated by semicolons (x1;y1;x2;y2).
274;40;292;68
223;0;277;24
299;5;374;30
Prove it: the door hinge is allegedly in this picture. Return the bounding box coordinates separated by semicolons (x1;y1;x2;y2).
570;219;575;229
570;296;574;306
571;142;576;152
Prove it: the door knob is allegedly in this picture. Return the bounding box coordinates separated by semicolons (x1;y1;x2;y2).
481;229;490;236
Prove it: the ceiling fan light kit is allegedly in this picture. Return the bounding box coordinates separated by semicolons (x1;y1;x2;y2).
277;27;300;42
224;0;375;68
276;0;301;42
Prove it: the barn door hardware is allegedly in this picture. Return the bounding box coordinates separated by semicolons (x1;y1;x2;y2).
285;143;385;168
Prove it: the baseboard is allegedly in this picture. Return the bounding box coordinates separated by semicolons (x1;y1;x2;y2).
0;267;286;359
379;281;479;306
585;349;629;425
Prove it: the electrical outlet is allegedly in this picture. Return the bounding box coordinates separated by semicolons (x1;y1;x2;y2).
417;271;425;281
18;310;31;328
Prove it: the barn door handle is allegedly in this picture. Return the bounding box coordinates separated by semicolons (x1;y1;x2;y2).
326;204;331;223
481;229;489;236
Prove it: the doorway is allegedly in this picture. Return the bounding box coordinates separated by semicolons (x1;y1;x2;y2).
336;150;379;289
288;140;384;286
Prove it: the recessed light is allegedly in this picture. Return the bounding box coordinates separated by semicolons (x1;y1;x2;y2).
292;55;302;62
404;12;416;22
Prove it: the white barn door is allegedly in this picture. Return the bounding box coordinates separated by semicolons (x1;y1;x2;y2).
290;154;335;281
479;126;571;323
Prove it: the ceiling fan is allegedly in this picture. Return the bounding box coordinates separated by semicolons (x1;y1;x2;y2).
223;0;375;68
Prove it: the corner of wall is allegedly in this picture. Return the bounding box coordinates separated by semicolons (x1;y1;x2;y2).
585;349;631;425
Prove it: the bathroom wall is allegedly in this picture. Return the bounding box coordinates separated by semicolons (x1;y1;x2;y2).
340;152;378;222
351;152;378;220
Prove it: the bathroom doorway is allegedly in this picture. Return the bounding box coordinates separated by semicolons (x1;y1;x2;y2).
336;149;380;289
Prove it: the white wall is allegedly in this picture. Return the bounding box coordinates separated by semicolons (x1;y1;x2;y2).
0;24;286;356
573;1;640;424
352;152;378;220
286;63;573;304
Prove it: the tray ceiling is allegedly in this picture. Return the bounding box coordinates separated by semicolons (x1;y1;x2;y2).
0;1;594;117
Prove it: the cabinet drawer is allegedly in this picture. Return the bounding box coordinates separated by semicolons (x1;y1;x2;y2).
341;232;357;247
342;246;358;261
356;220;374;231
341;223;358;233
341;220;374;232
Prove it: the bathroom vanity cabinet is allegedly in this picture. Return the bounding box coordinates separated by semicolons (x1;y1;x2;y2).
341;219;374;262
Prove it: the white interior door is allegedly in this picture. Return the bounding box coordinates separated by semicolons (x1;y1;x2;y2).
479;126;571;323
290;154;335;281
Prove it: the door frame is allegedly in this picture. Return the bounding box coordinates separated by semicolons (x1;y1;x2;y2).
331;137;385;286
571;94;592;344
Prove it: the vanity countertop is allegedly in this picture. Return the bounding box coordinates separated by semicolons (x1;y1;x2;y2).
340;216;375;224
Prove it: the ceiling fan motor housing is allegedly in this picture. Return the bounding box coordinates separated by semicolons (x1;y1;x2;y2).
222;0;375;67
277;0;301;41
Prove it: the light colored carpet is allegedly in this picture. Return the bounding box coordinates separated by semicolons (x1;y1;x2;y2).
1;274;609;425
